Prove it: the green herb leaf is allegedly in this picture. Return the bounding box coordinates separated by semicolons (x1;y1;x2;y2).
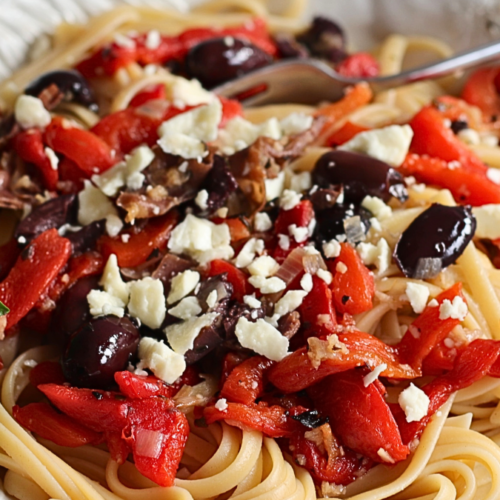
0;301;9;316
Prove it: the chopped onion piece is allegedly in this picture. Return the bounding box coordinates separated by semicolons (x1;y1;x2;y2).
302;253;327;275
344;215;366;244
173;375;218;412
274;247;308;286
134;428;165;458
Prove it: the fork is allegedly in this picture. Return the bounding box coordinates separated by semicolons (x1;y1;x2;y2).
213;39;500;106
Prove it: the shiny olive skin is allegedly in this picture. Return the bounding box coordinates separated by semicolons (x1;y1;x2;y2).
394;204;476;279
185;37;272;88
62;316;140;389
312;150;408;204
25;70;98;112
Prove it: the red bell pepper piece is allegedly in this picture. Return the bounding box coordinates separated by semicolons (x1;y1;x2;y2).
44;117;115;175
328;243;375;315
212;217;251;243
220;356;274;405
58;157;87;193
99;210;178;268
309;369;410;463
29;361;65;388
0;239;21;282
298;275;337;338
105;431;131;464
400;153;500;206
204;401;301;438
337;52;379;78
13;402;102;447
12;129;59;191
219;96;244;128
268;330;418;393
220;352;249;387
123;398;189;487
0;229;71;331
410;106;487;173
461;67;500;120
326;121;370;147
207;259;252;302
38;384;129;433
129;84;166;108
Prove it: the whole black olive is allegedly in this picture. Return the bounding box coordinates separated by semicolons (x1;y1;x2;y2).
296;16;347;63
185;37;273;89
450;119;469;135
394;204;476;279
62;315;140;389
312;150;408;204
25;70;98;112
14;194;76;242
273;33;309;59
65;220;106;254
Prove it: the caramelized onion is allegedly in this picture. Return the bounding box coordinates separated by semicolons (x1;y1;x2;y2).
275;247;308;286
135;428;164;459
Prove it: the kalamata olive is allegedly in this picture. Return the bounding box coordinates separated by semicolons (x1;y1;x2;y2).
25;70;98;112
62;315;140;389
185;37;273;89
296;16;347;63
196;274;233;313
14;194;76;242
273;33;309;59
184;325;223;365
394;204;476;279
312;150;408;204
202;155;238;212
65;220;105;254
450;119;468;135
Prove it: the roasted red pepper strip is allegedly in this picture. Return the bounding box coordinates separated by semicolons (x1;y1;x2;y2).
29;361;66;388
461;67;500;120
12;129;58;191
13;402;102;447
326;121;370;147
204;401;301;438
310;369;410;464
123;398;189;487
336;52;379;78
400;153;500;205
0;229;71;331
397;283;465;369
38;384;129;433
129;84;166;108
268;330;418;394
44;117;115;175
99;210;178;268
328;243;375;315
208;259;252;302
220;352;249;387
220;356;274;405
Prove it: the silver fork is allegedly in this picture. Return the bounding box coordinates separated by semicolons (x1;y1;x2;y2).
213;39;500;106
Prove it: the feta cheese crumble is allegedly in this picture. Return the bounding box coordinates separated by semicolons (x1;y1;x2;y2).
248;275;286;294
274;290;308;317
137;337;186;384
168;296;202;320
247;255;279;277
322;239;341;258
363;363;387;387
439;296;468;321
128;277;166;329
254;212;272;232
406;282;430;314
472;204;500;239
15;95;51;129
280;189;302;211
398;383;430;423
215;398;228;411
167;270;200;304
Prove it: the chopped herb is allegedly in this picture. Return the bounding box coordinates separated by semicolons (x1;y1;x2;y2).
0;301;9;316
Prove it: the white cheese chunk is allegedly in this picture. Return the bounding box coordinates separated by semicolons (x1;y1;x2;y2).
339;124;413;167
105;214;123;237
487;168;500;185
316;268;333;285
278;234;290;251
15;95;51;129
206;290;217;309
280;112;313;136
78;180;118;226
235;317;289;361
165;312;219;355
215;398;228;411
265;171;285;201
100;254;129;304
45;147;59;171
243;294;262;309
145;30;161;50
138;337;186;384
300;273;313;292
254;212;272;232
168;296;202;320
406;282;430;314
247;255;279;277
439;296;468;321
195;189;209;210
87;290;125;318
167;270;200;305
361;195;392;221
322;239;341;259
472;204;500;239
398;383;430;423
289;171;312;193
363;363;387;387
280;189;302;211
128;277;166;329
288;224;309;243
168;76;214;108
357;237;391;274
234;238;264;268
274;290;308;317
248;275;286;294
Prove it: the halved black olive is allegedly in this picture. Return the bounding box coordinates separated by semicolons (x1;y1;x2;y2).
185;37;272;89
394;204;476;279
25;70;98;112
312;150;408;204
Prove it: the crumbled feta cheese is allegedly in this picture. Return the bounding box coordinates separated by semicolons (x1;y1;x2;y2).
316;268;333;285
195;189;209;210
17;236;27;244
235;317;289;361
165;312;219;355
168;214;234;264
357;238;391;274
248;275;286;294
405;282;430;314
274;290;308;317
363;363;387;387
45;147;59;171
247;255;279;277
398;383;430;423
87;290;125;318
92;161;126;197
289;171;312;193
15;95;51;129
369;217;382;232
322;239;341;258
339;124;413;167
254;212;272;232
280;189;302;210
168;296;202;320
457;128;480;146
128;277;166;329
114;33;135;48
288;224;309;243
138;337;186;384
100;254;129;304
167;269;200;305
121;234;130;243
336;262;347;274
428;299;439;307
105;214;123;237
204;290;217;309
265;171;285;201
487;168;500;185
377;448;395;464
234;238;265;268
78;180;118;226
145;30;161;50
215;398;228;411
439;296;468;321
301;273;313;292
280;112;313;136
361;195;392;221
167;77;214;108
278;234;290;251
244;294;262;309
472;204;500;239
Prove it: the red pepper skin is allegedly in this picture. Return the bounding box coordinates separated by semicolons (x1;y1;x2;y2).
123;398;189;487
309;370;410;464
0;229;71;331
337;52;379;78
99;211;178;268
44;117;115;175
461;67;500;120
220;352;249;387
400;153;500;206
204;401;301;438
220;356;274;405
13;403;103;447
299;275;337;339
12;130;58;191
219;96;244;128
329;243;375;315
326;121;370;147
38;384;129;434
29;361;66;388
105;431;131;465
129;85;166;108
268;330;418;394
58;157;87;193
207;259;252;302
0;239;21;282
